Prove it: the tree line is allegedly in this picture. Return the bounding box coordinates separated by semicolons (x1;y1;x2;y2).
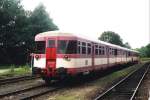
99;31;150;58
0;0;58;65
135;44;150;58
98;31;131;49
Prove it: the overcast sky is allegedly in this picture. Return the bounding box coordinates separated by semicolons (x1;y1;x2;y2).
21;0;149;48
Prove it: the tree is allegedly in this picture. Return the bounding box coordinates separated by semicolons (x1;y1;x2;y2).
136;43;150;57
145;44;150;57
98;31;132;48
0;0;29;64
29;3;58;35
0;1;58;64
25;4;59;62
123;42;131;49
98;31;124;46
136;47;147;57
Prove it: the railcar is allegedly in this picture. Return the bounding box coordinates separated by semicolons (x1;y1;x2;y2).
32;31;139;83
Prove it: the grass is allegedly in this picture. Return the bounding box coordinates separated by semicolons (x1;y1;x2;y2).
0;65;31;78
140;57;150;62
50;63;144;100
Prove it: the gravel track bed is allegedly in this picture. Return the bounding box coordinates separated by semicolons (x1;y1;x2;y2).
134;66;150;100
34;64;143;100
0;78;44;97
0;63;143;100
1;85;56;100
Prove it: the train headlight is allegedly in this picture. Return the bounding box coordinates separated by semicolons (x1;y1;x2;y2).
35;55;40;60
63;55;71;61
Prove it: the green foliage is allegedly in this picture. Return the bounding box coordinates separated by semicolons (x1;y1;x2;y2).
98;31;131;48
0;0;58;64
136;43;150;57
0;65;31;77
123;42;131;49
29;4;58;34
99;31;124;46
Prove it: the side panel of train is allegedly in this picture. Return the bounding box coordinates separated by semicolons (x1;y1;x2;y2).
33;36;139;80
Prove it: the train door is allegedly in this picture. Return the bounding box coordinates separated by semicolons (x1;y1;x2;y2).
46;39;56;76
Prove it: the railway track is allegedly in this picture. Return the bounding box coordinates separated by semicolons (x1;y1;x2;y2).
0;82;61;100
94;63;150;100
0;75;39;85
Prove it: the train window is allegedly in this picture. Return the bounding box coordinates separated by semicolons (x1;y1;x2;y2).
99;46;102;55
78;41;81;45
82;42;86;46
88;43;91;47
82;46;86;54
95;45;98;48
48;40;55;47
57;40;77;54
88;47;91;54
102;47;105;55
35;41;45;54
95;45;99;55
78;46;81;54
128;52;131;56
95;49;98;55
114;49;117;55
109;48;112;55
81;42;86;54
112;49;114;55
87;43;91;54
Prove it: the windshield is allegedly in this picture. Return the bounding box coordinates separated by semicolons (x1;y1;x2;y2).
35;41;45;54
57;40;77;54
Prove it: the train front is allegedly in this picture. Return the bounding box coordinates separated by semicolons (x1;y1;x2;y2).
32;32;77;82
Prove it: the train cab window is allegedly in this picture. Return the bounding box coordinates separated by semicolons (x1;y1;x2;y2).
57;40;77;54
48;40;55;47
35;41;45;54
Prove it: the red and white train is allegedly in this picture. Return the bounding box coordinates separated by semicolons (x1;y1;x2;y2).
32;31;139;83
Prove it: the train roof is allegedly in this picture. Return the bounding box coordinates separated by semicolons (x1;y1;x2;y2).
35;31;139;53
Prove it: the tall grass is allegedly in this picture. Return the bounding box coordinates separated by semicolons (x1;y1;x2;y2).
0;65;31;77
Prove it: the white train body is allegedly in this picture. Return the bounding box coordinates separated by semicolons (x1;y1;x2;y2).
32;31;139;80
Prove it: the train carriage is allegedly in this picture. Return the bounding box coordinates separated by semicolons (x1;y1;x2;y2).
32;31;139;83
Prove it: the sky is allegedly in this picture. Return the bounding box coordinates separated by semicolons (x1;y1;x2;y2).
21;0;149;49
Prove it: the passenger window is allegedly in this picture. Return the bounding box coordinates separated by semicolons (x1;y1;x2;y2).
114;49;117;55
109;48;111;55
87;43;91;55
99;46;101;55
95;45;99;55
82;46;86;54
102;47;105;55
82;42;86;54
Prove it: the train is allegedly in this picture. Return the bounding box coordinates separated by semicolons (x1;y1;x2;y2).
31;31;139;83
